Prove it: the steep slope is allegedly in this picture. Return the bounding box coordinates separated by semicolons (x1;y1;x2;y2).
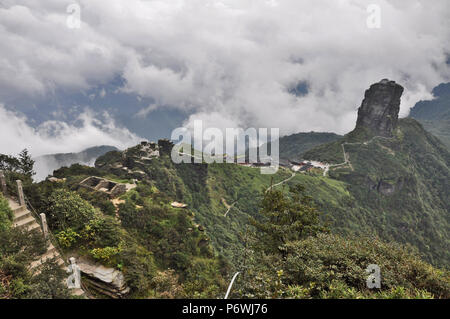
51;79;449;268
302;80;450;267
92;142;295;259
409;82;450;148
270;132;342;161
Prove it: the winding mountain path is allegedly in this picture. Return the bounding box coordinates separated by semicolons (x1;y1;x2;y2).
323;135;395;175
266;172;296;192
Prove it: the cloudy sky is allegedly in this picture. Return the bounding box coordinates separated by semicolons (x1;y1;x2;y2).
1;0;450;157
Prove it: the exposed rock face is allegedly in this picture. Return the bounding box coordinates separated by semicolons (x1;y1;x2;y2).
78;258;130;298
355;79;404;137
366;176;404;196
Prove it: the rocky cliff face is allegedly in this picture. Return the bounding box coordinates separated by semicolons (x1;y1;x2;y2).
355;79;404;137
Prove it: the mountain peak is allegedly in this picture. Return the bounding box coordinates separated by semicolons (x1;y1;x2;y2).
354;79;404;137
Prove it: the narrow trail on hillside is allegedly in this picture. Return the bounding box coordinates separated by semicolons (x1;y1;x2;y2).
222;198;237;217
266;172;296;193
324;135;395;175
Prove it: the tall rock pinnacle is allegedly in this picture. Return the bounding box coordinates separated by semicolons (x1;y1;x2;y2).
355;79;404;137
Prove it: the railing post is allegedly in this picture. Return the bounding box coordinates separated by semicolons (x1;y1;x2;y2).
40;213;49;239
16;180;25;207
67;257;81;289
0;170;6;195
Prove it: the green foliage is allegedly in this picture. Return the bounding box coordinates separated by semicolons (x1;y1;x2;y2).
300;118;450;267
31;126;449;299
18;149;35;177
280;234;449;299
48;189;121;254
90;246;122;264
25;260;71;299
0;154;20;172
0;194;13;230
233;183;449;299
235;231;449;299
410;82;450;148
0;149;35;177
53;163;105;179
250;184;328;254
117;187;226;297
81;214;121;248
47;189;96;230
94;150;123;168
55;228;80;248
0;225;69;299
120;240;158;295
275;132;342;160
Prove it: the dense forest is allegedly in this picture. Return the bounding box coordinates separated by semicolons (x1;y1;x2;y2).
1;136;449;298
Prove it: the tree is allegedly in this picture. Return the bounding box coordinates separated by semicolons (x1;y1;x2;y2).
18;149;35;177
0;154;20;172
250;184;327;255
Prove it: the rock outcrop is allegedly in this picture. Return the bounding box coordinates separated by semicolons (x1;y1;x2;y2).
78;258;130;298
355;79;404;137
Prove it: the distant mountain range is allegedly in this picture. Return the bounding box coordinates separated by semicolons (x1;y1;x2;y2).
34;145;118;181
409;82;450;148
275;81;450;161
20;79;448;299
258;80;449;266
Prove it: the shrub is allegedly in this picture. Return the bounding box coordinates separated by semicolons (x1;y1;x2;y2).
281;234;450;298
47;189;95;230
0;194;13;230
90;246;121;264
55;228;81;248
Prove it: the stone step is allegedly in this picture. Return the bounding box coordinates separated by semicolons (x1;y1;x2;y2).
27;222;41;232
30;248;64;269
6;196;87;298
13;205;27;215
13;215;36;228
30;258;65;276
7;199;23;210
46;244;57;254
14;209;32;222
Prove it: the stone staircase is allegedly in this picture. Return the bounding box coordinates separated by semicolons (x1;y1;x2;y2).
7;196;85;297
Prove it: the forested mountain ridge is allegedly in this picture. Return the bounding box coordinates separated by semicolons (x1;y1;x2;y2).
409;82;450;148
1;79;449;299
302;80;449;267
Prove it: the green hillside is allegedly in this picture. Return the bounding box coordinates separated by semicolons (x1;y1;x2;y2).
265;132;342;161
58;119;450;268
302;118;450;267
410;82;450;148
2;132;449;298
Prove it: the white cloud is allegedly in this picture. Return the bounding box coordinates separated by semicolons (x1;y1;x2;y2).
0;104;141;157
0;0;449;139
